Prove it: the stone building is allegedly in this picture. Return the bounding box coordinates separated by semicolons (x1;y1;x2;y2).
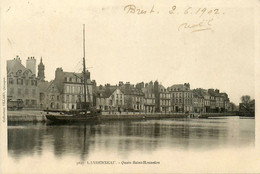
53;67;94;110
118;82;144;112
96;86;124;112
142;81;156;113
38;80;62;109
154;81;171;112
168;83;193;113
192;89;205;113
7;56;40;109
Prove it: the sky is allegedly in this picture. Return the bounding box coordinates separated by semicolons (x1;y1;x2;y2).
1;0;256;105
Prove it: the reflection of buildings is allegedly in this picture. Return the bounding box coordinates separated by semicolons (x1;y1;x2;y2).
8;119;254;161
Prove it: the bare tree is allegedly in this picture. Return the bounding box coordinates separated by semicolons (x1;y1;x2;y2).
229;102;236;112
240;95;251;104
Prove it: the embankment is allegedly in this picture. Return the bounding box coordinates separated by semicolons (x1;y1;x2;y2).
7;110;238;122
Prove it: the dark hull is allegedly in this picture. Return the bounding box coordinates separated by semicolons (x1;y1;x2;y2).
46;114;100;123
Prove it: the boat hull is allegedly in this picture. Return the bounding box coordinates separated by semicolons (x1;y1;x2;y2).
46;114;100;123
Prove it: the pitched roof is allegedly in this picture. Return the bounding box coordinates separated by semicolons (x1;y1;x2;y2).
38;81;51;92
96;88;119;98
119;84;143;95
7;59;28;74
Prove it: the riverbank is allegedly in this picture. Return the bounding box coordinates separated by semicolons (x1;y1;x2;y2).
7;110;239;122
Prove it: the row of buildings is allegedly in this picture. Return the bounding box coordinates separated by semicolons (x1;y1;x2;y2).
7;56;231;113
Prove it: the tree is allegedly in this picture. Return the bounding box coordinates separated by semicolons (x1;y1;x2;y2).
240;95;251;104
124;96;133;111
229;102;236;112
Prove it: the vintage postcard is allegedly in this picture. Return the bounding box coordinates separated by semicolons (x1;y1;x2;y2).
1;0;260;173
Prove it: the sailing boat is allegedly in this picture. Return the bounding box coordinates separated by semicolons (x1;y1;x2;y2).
45;25;101;123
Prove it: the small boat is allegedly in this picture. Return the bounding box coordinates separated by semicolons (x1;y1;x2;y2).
187;113;201;119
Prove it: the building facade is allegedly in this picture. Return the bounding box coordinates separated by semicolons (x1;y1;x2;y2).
142;82;156;113
54;68;94;110
96;87;125;112
39;81;62;109
168;83;193;113
7;56;40;109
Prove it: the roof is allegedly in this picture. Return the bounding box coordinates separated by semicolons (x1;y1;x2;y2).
168;84;189;91
119;84;144;95
38;81;51;92
96;87;121;98
7;59;29;75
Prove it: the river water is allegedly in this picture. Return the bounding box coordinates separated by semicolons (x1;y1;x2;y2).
5;117;258;173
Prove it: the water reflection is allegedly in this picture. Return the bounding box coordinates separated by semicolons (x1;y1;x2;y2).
8;117;255;161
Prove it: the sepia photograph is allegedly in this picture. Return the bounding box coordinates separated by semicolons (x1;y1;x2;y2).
1;0;259;173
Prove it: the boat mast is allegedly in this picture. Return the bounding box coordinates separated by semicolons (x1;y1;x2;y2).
83;24;87;116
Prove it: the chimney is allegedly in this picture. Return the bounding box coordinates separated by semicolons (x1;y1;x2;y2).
26;56;36;75
15;55;22;63
119;81;124;86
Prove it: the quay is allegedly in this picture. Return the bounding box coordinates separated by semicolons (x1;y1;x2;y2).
7;110;237;122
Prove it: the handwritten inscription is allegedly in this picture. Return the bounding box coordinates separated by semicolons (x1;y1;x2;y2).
178;18;213;33
124;4;159;15
169;6;224;17
123;4;225;33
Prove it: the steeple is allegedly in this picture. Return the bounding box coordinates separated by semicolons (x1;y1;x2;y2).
38;57;45;81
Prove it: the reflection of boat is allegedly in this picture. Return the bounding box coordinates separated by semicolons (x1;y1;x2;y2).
46;25;101;123
187;113;201;119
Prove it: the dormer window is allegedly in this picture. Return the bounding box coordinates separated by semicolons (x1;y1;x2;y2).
16;70;22;76
9;78;13;84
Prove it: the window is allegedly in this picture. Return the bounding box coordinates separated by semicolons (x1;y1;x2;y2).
25;80;29;86
66;95;69;102
40;93;44;101
18;88;22;95
31;100;36;106
26;99;30;105
17;79;23;85
32;89;36;96
9;88;14;94
64;77;67;82
51;95;54;100
31;80;36;86
69;77;72;82
9;78;13;84
66;86;70;93
57;95;59;100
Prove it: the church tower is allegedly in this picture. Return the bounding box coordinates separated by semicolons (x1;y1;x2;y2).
38;57;45;81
